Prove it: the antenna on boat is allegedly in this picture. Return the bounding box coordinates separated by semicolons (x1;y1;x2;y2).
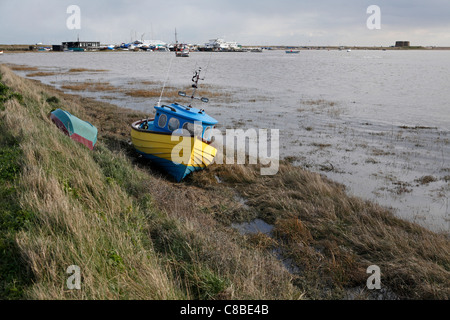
202;49;214;80
177;67;209;108
157;53;175;108
147;50;174;125
174;28;179;56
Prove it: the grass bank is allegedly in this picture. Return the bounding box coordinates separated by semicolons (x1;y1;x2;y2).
0;64;449;300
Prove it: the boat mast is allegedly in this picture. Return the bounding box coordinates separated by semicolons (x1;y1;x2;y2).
175;28;178;55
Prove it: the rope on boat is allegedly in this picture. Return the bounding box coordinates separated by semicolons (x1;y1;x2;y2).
157;52;175;108
202;50;214;80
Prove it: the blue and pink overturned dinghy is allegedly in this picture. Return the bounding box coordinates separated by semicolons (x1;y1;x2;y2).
50;109;98;150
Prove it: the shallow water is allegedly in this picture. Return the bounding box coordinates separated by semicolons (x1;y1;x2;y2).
231;219;274;235
1;50;449;233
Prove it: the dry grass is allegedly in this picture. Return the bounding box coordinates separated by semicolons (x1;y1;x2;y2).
124;86;229;100
0;64;300;300
124;88;174;98
302;99;336;107
61;81;116;92
311;142;332;149
191;161;450;299
8;65;39;72
67;68;108;73
0;65;182;299
26;72;59;77
415;175;437;185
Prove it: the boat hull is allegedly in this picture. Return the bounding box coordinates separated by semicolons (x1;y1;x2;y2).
50;109;97;150
131;120;217;182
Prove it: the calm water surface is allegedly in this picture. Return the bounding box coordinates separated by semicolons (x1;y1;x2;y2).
2;50;449;232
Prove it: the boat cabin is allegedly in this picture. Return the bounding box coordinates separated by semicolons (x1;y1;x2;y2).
140;103;218;142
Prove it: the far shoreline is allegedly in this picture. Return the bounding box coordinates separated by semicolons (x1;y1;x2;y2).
2;43;450;53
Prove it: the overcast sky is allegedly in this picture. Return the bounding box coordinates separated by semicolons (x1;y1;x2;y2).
1;0;449;46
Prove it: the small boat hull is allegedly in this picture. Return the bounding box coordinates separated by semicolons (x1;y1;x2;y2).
131;120;217;181
50;109;97;150
176;51;190;57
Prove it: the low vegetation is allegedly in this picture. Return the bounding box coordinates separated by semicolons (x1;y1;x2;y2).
301;99;336;107
0;64;449;300
25;72;59;77
61;81;116;92
67;68;108;73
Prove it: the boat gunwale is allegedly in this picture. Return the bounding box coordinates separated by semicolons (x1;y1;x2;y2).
131;119;213;145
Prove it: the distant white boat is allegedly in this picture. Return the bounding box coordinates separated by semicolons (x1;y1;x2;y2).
0;51;3;55
285;50;300;54
205;38;241;51
154;46;169;52
347;49;352;52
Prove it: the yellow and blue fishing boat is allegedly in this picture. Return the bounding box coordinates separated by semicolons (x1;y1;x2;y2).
130;68;218;182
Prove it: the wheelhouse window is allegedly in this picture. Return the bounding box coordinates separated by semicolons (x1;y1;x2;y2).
158;114;167;128
194;123;203;137
168;117;180;132
204;126;212;140
182;122;194;135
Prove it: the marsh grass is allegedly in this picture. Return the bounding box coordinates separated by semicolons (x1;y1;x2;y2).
191;161;450;299
61;81;116;92
124;85;230;100
415;175;437;185
1;64;449;300
25;72;59;77
59;80;230;103
302;99;336;107
8;65;39;72
67;68;108;73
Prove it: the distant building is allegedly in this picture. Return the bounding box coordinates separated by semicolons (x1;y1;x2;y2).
52;45;64;52
62;41;100;51
395;41;410;47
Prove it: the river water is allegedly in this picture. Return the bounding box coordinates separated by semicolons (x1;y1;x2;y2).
1;50;449;233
